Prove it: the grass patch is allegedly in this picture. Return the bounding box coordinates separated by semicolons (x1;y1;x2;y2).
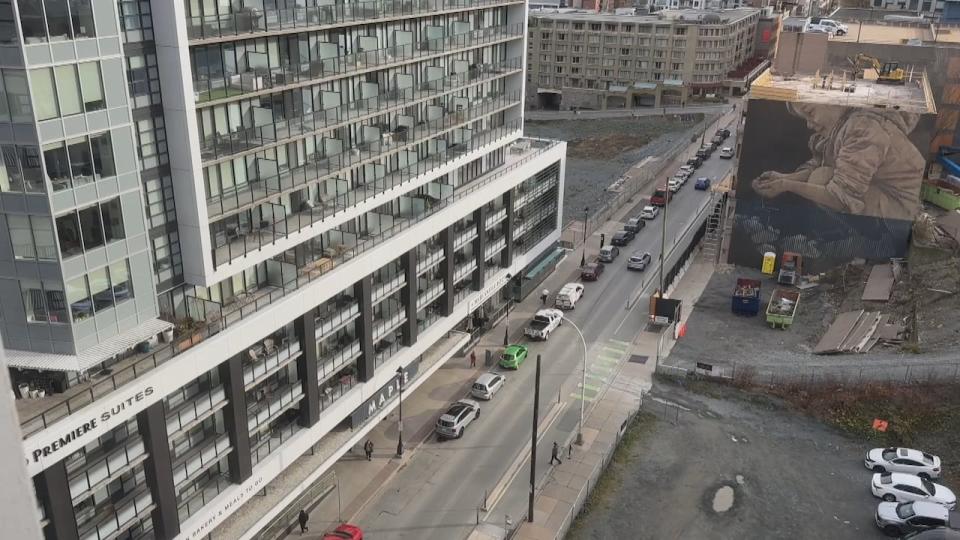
567;411;657;535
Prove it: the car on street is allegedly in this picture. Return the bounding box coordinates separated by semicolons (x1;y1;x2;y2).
471;372;505;400
866;447;942;479
581;261;605;281
524;308;563;340
719;146;735;159
715;128;731;139
555;282;584;309
435;399;481;439
686;156;703;168
695;177;711;190
611;230;636;246
875;500;954;537
627;251;652;271
872;473;957;508
696;147;710;160
668;178;682;193
598;245;620;262
624;216;646;233
640;205;659;219
679;164;695;176
323;524;364;540
651;188;671;206
498;344;528;369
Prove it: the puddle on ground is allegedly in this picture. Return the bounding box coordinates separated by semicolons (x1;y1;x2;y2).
712;485;735;513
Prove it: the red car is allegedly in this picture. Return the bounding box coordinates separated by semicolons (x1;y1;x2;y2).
581;262;604;281
323;524;363;540
650;188;672;207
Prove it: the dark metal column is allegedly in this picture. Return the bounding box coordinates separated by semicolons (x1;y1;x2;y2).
33;462;79;540
438;226;455;316
219;355;252;483
503;190;515;269
294;312;320;427
137;402;180;538
401;249;418;346
356;276;375;382
472;206;487;291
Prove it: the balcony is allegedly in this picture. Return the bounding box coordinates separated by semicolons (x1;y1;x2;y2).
454;260;477;282
372;311;406;342
372;273;405;303
199;58;521;164
187;0;522;42
315;301;360;339
206;90;522;221
484;236;506;261
166;387;228;439
484;207;507;229
17;138;559;438
242;339;302;390
416;245;444;275
246;383;304;434
193;24;523;104
76;488;153;540
515;175;558;209
171;435;232;492
317;340;361;386
68;437;147;502
454;227;477;250
417;279;444;309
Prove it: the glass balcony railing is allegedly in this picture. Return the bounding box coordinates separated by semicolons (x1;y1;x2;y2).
206;90;521;220
417;280;444;309
416;246;444;275
454;260;477;283
242;340;302;390
251;418;301;467
484;236;506;261
484;207;507;229
193;23;522;104
165;386;228;439
199;58;521;163
372;274;405;303
315;301;360;339
187;0;521;41
18;138;558;439
171;434;232;491
210;98;521;269
246;383;303;434
372;311;406;342
68;438;146;501
317;340;361;386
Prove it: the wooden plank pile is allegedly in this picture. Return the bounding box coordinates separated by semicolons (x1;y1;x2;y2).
813;310;907;354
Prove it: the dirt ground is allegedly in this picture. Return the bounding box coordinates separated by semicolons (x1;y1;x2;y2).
523;115;706;225
566;379;894;540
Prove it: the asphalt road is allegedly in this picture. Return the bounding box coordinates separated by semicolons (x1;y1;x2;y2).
354;127;740;540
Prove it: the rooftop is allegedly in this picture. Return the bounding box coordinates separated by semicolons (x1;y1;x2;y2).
750;68;936;114
831;22;933;44
529;7;760;25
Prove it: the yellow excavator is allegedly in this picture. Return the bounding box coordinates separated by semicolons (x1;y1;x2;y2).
847;53;906;85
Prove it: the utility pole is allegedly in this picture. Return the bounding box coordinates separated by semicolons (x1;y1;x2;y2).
528;354;541;523
580;207;589;267
659;183;668;295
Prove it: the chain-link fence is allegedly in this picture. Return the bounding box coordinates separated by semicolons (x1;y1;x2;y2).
657;360;960;386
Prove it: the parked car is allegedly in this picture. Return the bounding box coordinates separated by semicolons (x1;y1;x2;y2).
323;524;364;540
627;251;652;271
598;245;620;262
624;216;646;233
581;262;605;281
686;156;703;168
498;344;529;369
875;501;954;537
640;205;660;219
668;178;682;193
650;188;671;206
710;135;724;147
554;282;584;309
866;448;942;479
715;128;731;139
696;148;710;160
719;146;735;159
695;177;711;190
809;17;848;35
471;372;506;400
611;230;636;246
435;399;481;439
524;308;563;341
872;473;957;509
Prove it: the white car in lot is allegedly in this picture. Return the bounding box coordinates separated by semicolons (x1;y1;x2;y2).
872;472;957;509
866;447;942;479
875;501;954;537
667;178;682;193
471;373;505;400
640;205;659;219
435;399;480;440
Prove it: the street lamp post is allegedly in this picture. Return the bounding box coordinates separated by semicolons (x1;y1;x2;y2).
580;207;589;267
561;316;588;446
395;367;404;458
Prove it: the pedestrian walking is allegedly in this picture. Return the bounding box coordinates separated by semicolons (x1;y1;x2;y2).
568;443;573;459
364;440;374;461
470;350;477;368
541;288;549;306
550;441;562;465
298;509;309;534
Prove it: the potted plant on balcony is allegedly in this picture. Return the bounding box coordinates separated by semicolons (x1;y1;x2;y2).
174;317;203;351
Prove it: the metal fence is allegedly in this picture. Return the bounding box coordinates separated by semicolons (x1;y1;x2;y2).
657;360;960;386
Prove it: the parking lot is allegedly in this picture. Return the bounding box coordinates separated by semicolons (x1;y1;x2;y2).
567;379;893;540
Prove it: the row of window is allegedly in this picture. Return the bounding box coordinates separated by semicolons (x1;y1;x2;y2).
43;131;115;192
532;21;685;35
55;197;125;258
18;0;96;44
21;258;132;323
30;61;106;121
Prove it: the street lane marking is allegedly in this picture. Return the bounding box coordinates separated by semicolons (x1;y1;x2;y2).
571;392;596;402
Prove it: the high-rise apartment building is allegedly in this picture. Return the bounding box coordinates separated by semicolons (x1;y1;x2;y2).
0;0;565;538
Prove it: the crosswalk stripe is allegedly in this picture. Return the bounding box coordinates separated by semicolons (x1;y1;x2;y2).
571;392;596;402
578;382;601;392
601;346;625;356
608;339;630;347
595;357;619;367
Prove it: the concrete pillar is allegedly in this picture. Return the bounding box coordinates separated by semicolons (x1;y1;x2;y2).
356;276;375;382
33;462;79;540
294;312;320;427
401;249;418;346
502;191;515;269
136;402;180;538
472;206;487;291
219;355;252;483
439;227;455;316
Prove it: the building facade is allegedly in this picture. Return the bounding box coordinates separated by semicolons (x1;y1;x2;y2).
526;8;764;110
0;0;565;538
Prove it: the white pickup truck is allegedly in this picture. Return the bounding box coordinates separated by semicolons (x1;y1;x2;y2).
524;309;563;340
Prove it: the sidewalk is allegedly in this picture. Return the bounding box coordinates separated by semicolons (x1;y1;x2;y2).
503;255;716;540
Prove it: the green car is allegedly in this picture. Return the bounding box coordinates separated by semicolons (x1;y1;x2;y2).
499;344;529;369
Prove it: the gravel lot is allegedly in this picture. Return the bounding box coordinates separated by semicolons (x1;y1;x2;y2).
523;115;708;225
567;379;887;540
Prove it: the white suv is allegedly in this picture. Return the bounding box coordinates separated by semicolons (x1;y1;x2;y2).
809;18;848;36
435;399;480;440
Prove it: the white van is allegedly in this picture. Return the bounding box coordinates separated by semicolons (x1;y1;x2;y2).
554;283;584;310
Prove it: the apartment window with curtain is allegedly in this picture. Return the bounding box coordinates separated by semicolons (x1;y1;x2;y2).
28;61;104;121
